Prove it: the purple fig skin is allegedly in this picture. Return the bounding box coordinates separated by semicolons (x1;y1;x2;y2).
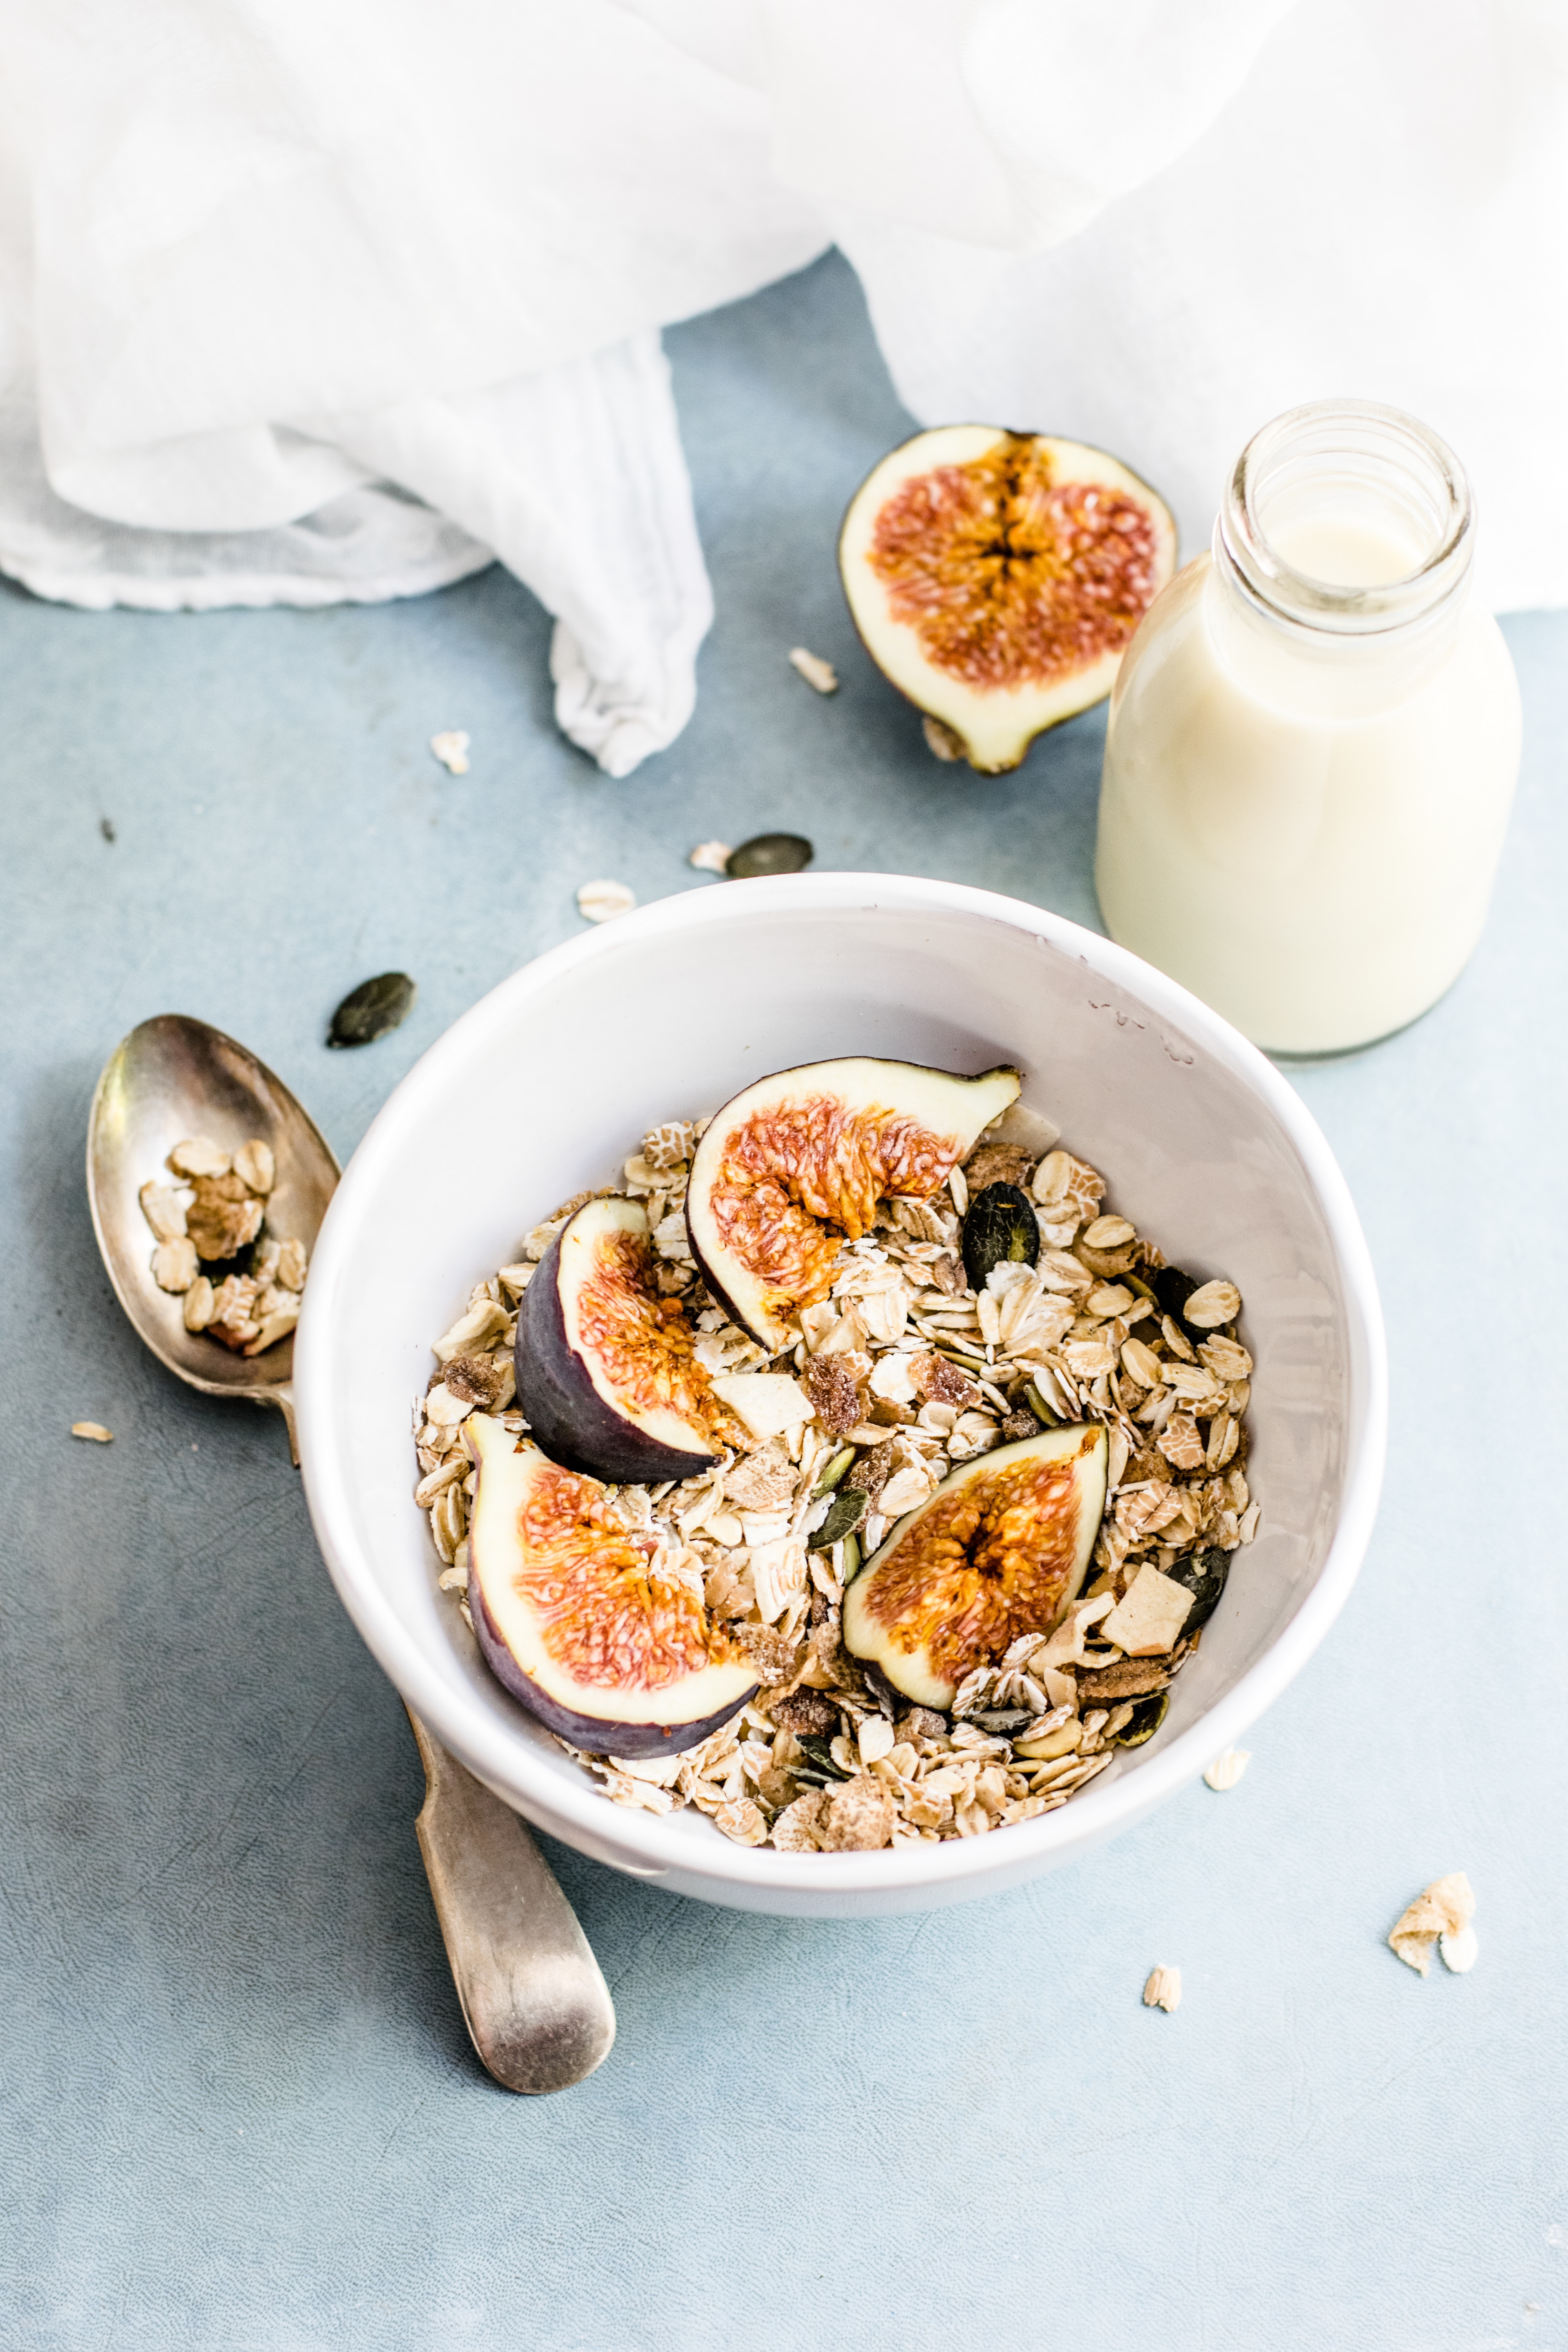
468;1572;757;1759
515;1220;721;1486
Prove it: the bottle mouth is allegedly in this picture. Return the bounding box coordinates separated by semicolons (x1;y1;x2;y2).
1216;399;1474;637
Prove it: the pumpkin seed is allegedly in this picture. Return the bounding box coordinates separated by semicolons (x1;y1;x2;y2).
839;1531;862;1583
962;1182;1040;1289
808;1485;868;1552
1115;1690;1170;1747
794;1733;852;1782
328;971;416;1048
726;832;813;880
1024;1379;1062;1429
1150;1263;1199;1327
811;1446;857;1498
1166;1545;1231;1630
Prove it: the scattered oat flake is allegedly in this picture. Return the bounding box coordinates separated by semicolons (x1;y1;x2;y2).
71;1421;113;1443
922;714;964;761
1203;1747;1251;1792
788;646;838;695
1143;1964;1181;2013
1440;1924;1479;1974
430;730;470;775
1388;1872;1475;1975
688;840;732;875
576;879;636;924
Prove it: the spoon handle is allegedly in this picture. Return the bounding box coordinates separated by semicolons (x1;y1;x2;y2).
405;1708;615;2093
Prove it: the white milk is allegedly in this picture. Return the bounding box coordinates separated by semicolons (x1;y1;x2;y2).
1095;403;1521;1054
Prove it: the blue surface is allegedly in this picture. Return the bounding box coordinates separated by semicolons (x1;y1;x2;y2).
2;253;1564;2352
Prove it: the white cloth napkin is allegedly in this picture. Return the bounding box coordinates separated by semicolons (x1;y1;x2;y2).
2;0;1564;776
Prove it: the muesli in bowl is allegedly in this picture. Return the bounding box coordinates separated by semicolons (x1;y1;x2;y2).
412;1057;1258;1857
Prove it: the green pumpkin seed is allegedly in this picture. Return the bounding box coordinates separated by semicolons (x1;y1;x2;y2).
794;1733;852;1782
811;1446;858;1498
1165;1546;1231;1631
1115;1690;1170;1747
962;1181;1040;1289
328;971;416;1049
726;832;813;880
1024;1380;1062;1428
839;1531;862;1583
807;1485;868;1552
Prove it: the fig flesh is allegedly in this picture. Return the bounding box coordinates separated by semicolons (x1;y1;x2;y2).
515;1195;731;1484
840;425;1176;772
843;1425;1108;1710
464;1414;758;1756
685;1057;1020;1353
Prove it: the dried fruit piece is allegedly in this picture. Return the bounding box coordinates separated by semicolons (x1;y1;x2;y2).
842;1425;1107;1708
686;1057;1020;1351
961;1181;1040;1290
725;833;813;880
840;426;1176;771
1101;1563;1194;1657
328;972;416;1048
515;1196;732;1484
465;1415;757;1756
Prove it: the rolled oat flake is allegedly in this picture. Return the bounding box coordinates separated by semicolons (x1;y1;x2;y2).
328;971;416;1048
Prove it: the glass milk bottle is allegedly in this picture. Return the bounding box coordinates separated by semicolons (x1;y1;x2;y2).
1094;401;1520;1054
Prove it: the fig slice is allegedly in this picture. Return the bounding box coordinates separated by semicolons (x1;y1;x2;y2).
464;1414;758;1756
842;1425;1108;1710
515;1195;732;1484
685;1057;1021;1353
840;426;1176;772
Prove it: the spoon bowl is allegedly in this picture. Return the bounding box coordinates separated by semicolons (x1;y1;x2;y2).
86;1014;339;1461
85;1011;615;2092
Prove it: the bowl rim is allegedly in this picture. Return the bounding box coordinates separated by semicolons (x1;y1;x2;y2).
296;871;1387;1896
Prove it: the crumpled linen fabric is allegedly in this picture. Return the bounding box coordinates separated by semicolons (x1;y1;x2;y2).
1;3;1564;776
0;0;825;769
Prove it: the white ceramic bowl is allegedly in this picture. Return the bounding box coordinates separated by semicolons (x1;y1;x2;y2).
296;874;1386;1918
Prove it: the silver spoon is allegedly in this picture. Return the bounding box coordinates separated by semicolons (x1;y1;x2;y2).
86;1013;616;2094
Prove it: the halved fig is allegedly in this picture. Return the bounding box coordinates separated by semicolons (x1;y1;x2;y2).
840;426;1176;772
843;1425;1108;1709
686;1057;1020;1352
516;1195;733;1483
464;1414;757;1756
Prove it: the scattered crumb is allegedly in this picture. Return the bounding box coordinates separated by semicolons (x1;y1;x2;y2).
576;879;636;924
430;730;470;775
788;647;838;695
1203;1747;1251;1791
100;817;116;842
1440;1924;1479;1974
1388;1872;1475;1975
922;714;965;761
688;840;732;875
1143;1964;1181;2013
71;1422;113;1443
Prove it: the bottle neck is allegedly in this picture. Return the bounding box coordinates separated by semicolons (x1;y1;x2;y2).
1207;400;1475;720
